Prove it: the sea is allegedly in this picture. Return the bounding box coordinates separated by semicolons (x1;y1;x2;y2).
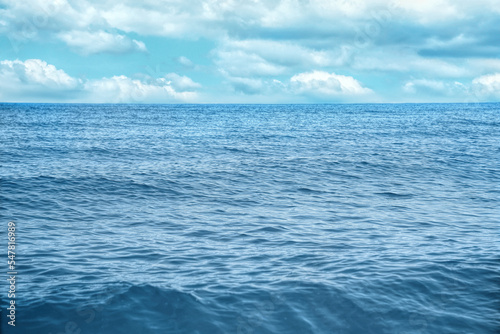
0;103;499;334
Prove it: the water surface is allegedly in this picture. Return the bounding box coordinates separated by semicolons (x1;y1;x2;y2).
1;103;499;333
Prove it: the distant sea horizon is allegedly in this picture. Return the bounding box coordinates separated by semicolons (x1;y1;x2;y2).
1;101;499;105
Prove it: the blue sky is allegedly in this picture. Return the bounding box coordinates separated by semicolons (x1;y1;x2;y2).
0;0;499;103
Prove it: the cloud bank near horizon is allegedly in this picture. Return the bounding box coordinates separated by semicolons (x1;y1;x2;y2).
0;0;499;103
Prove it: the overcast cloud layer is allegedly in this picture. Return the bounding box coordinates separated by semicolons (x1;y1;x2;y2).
0;0;499;103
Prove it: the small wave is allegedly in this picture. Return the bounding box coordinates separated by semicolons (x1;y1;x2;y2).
375;191;414;199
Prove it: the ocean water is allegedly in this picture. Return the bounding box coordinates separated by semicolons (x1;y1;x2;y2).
0;103;499;334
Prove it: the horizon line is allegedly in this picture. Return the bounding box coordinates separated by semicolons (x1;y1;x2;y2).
1;102;498;105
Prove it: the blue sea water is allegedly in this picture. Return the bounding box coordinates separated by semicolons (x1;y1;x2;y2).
0;103;499;334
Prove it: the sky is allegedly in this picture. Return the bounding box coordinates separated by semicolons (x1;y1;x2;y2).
0;0;499;103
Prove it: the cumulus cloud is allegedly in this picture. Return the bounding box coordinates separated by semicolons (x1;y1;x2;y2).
290;71;373;97
217;68;373;101
58;30;147;55
175;56;195;68
402;75;500;102
0;59;201;103
403;79;467;96
471;73;500;99
84;75;199;103
0;59;78;88
0;59;80;100
164;73;201;91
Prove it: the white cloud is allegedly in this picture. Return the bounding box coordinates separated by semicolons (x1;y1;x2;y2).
402;79;468;101
101;4;185;36
217;75;291;99
412;58;470;78
0;59;79;89
84;75;199;103
0;59;81;102
58;30;147;55
396;0;500;23
164;73;201;91
215;50;287;77
212;38;350;85
472;73;500;99
99;2;225;38
176;56;194;68
218;68;373;100
0;58;201;103
404;79;442;94
0;1;146;55
290;71;373;97
350;49;470;78
219;39;340;68
402;75;500;102
1;0;103;34
396;0;462;24
469;59;500;73
259;0;367;28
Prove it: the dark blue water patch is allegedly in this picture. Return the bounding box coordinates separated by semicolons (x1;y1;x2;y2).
13;279;498;334
0;103;499;334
